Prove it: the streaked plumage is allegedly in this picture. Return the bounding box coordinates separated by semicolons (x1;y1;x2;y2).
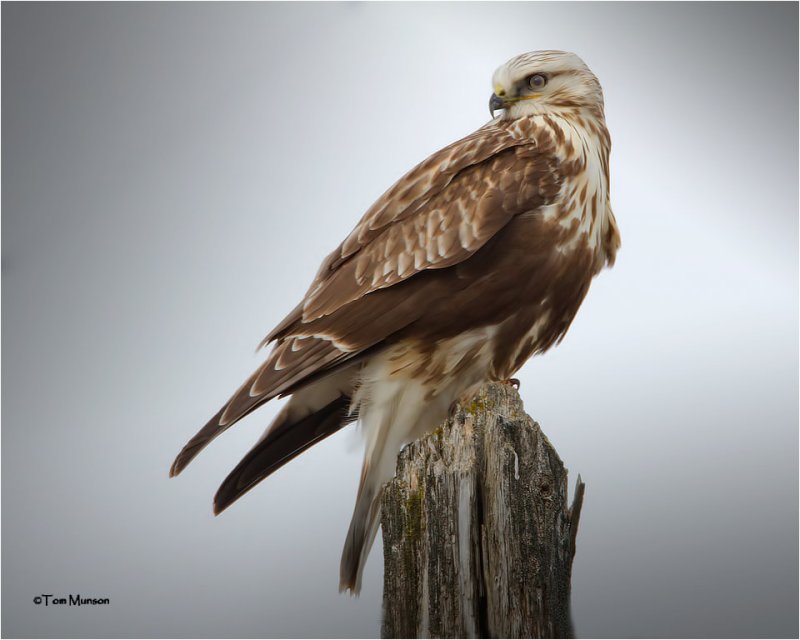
170;50;620;594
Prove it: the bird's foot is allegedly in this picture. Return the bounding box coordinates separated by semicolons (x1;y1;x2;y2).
502;378;521;389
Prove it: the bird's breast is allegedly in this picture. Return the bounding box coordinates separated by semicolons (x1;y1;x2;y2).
524;113;612;272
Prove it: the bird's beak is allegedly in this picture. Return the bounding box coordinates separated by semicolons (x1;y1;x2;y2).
489;93;507;119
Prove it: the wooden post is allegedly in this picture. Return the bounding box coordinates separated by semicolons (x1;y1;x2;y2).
381;382;585;639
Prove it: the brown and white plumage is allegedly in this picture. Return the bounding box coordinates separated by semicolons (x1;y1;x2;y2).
170;50;620;594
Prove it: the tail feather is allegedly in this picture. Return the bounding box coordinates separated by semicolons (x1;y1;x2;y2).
339;481;383;594
214;395;353;515
338;349;461;594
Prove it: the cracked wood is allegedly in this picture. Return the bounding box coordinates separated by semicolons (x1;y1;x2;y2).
381;382;584;638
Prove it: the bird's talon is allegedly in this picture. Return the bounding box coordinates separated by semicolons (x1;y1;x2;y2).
503;378;521;389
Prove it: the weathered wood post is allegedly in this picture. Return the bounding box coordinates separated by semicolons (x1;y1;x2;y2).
381;382;585;638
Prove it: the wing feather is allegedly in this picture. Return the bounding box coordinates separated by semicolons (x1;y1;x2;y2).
301;124;542;321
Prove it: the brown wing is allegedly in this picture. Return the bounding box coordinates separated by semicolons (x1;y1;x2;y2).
297;123;541;322
171;119;560;476
212;394;354;515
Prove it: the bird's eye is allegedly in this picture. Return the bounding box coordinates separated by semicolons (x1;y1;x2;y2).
528;74;547;90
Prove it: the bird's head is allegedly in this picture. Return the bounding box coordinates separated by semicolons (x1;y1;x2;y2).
489;50;604;120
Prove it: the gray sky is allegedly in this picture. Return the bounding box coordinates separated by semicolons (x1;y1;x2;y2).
3;2;797;638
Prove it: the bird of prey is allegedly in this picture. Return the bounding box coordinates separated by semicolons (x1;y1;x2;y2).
170;50;620;594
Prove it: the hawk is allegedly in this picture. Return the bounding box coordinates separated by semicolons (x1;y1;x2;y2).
170;50;620;594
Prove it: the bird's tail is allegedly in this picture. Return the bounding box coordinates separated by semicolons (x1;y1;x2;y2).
339;365;453;594
339;469;385;594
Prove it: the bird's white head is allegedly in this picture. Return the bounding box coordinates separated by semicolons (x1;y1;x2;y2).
490;50;604;120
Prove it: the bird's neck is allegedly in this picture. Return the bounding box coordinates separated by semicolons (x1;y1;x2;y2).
511;109;615;269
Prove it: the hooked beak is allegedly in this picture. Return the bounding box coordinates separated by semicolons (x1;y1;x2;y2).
489;93;507;118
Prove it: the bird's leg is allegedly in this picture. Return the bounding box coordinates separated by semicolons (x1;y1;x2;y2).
502;378;521;389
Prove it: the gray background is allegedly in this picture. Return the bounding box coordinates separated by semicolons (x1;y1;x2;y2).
3;2;797;638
